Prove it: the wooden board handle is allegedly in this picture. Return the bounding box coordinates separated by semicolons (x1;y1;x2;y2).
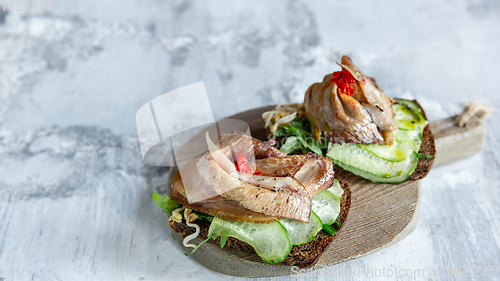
430;117;486;167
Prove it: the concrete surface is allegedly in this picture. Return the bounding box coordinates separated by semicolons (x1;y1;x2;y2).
0;0;499;280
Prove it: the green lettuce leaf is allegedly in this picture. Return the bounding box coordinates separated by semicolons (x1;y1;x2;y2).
220;235;229;249
152;193;181;215
195;211;214;222
322;223;338;235
280;136;301;154
278;118;325;156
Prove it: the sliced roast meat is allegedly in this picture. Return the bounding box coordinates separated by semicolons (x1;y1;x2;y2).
197;155;311;222
171;171;280;223
254;153;334;197
172;132;335;223
304;55;398;144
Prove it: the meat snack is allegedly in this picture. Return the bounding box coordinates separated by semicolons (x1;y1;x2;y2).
153;131;351;268
263;55;436;183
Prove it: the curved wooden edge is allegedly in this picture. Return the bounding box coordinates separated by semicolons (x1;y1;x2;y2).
167;167;422;278
314;180;422;269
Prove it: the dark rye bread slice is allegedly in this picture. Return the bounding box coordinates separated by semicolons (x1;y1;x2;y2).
170;179;351;269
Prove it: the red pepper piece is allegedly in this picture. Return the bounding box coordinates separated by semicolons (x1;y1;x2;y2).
233;153;252;174
331;69;356;95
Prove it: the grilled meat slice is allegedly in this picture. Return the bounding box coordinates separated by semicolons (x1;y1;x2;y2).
251;137;286;159
176;156;221;203
197;154;312;222
304;55;397;144
171;171;280;223
305;75;384;143
339;56;397;143
290;155;334;197
254;153;334;197
214;131;285;160
173;132;335;223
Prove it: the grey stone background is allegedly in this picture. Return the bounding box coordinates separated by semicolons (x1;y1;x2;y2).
0;0;499;280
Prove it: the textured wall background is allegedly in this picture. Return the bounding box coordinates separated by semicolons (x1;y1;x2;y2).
0;0;499;280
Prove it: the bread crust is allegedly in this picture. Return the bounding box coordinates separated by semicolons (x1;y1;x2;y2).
170;179;351;269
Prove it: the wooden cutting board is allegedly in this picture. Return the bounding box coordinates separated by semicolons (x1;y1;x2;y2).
169;105;487;278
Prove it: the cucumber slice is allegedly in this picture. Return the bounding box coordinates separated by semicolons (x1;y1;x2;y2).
393;129;422;143
393;104;427;131
208;217;292;263
357;102;427;162
326;179;343;199
393;128;423;153
311;190;341;225
279;212;322;245
278;184;343;246
395;98;423;113
326;143;414;178
357;141;415;162
331;152;418;184
325;102;427;182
